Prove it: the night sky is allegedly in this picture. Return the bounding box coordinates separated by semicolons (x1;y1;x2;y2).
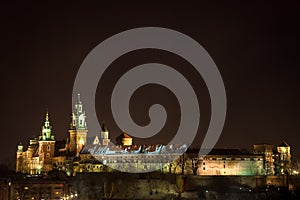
1;1;299;168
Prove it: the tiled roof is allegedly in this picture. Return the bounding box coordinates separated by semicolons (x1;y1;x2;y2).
81;143;188;155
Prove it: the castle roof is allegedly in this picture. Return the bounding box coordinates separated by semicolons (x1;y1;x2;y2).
121;132;132;138
188;148;254;156
278;141;290;147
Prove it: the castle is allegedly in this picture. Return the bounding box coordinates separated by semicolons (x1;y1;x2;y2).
16;94;90;175
16;94;293;176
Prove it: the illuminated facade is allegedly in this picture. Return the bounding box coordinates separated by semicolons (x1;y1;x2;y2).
16;94;89;175
16;94;293;176
195;149;265;176
275;141;291;174
16;112;55;174
253;144;275;175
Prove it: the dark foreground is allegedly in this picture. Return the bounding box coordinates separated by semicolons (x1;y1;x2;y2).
1;170;300;199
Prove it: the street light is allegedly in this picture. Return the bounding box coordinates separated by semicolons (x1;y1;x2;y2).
8;179;11;200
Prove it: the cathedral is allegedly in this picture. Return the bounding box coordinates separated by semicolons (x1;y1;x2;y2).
16;94;90;175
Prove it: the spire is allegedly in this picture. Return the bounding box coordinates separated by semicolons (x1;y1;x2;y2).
74;93;83;114
44;110;50;129
71;93;87;130
101;122;109;132
77;93;81;103
40;110;54;141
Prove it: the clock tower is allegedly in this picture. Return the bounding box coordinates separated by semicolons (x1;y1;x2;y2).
69;93;88;156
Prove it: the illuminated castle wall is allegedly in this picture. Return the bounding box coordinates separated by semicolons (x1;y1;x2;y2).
16;94;292;176
196;150;265;176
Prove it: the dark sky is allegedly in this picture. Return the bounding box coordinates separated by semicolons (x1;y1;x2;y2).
1;1;299;167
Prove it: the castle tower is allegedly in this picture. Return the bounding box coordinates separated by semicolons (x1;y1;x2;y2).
38;111;56;173
253;144;274;175
100;123;110;146
16;143;24;172
116;132;133;147
69;93;88;155
277;141;291;174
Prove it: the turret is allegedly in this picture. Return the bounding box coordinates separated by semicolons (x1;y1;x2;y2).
100;123;110;146
16;143;24;172
39;111;55;141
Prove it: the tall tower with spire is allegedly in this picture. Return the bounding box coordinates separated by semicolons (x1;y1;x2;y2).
69;93;88;155
38;111;56;172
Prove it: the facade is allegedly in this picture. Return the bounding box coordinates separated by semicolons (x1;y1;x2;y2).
80;142;187;173
275;141;292;175
196;149;265;176
253;144;275;175
16;94;293;176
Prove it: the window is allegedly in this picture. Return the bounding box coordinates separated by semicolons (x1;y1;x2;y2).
47;145;50;151
203;162;205;165
46;153;50;157
203;167;205;170
80;120;83;125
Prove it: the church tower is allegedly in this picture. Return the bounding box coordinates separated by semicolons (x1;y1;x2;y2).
38;111;56;172
69;93;88;155
100;123;110;146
